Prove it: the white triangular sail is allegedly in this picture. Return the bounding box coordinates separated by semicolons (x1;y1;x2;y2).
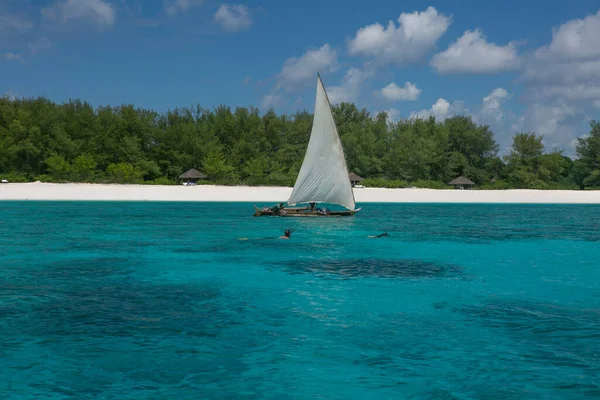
287;75;356;211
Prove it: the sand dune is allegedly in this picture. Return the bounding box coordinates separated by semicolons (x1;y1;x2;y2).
1;182;599;203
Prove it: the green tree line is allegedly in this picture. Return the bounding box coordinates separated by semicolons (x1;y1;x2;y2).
1;96;599;189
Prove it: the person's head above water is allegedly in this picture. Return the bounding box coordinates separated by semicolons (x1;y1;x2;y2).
279;228;295;239
368;231;390;238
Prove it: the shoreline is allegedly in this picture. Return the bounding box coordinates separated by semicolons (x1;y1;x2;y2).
1;182;600;203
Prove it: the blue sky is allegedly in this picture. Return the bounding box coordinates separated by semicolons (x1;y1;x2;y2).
2;0;600;155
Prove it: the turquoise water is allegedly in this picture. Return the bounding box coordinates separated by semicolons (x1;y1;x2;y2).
1;202;600;399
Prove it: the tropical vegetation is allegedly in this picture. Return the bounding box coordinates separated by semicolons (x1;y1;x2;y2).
1;96;599;189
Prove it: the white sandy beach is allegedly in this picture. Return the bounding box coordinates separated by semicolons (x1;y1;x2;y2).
1;182;600;203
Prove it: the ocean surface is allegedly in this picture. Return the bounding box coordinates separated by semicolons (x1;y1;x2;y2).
1;202;599;399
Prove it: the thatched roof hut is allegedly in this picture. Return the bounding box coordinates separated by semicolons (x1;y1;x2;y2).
448;176;475;189
348;172;364;185
179;168;207;182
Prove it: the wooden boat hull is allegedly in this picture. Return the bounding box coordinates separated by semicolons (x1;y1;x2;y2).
252;205;306;216
253;205;360;217
281;210;359;217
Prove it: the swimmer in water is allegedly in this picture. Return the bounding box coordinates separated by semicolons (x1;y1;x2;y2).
368;232;389;238
280;229;294;239
239;228;295;241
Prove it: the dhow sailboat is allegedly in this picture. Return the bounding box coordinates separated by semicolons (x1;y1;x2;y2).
253;74;360;217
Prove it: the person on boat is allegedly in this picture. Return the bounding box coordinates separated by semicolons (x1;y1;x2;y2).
368;232;389;238
267;203;285;215
309;202;316;212
280;229;293;239
317;207;330;215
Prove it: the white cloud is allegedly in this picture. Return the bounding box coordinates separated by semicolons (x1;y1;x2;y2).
520;11;600;97
4;91;18;101
569;137;583;151
480;88;510;123
514;11;600;153
527;84;600;103
383;108;401;123
276;44;338;91
474;88;519;152
261;92;282;110
42;0;116;28
256;10;598;155
262;44;340;109
213;4;252;32
1;52;25;63
534;11;600;61
428;98;450;118
400;89;520;154
326;68;367;105
380;81;421;101
431;29;519;74
403;86;583;156
401;88;522;154
520;103;579;151
165;0;204;17
520;59;600;87
410;98;467;121
348;6;451;66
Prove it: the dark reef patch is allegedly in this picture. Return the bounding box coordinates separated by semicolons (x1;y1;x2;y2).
458;299;600;377
273;257;465;279
0;253;286;398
